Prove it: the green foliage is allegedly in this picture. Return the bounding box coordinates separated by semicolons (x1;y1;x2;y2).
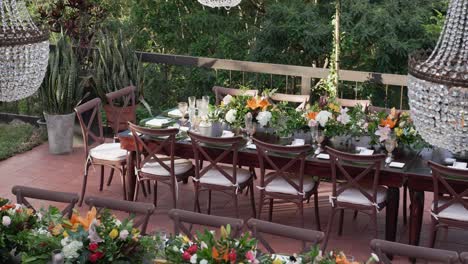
0;122;46;161
39;32;84;115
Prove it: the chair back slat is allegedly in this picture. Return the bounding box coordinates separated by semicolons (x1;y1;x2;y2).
336;98;370;111
168;209;243;240
188;131;243;186
247;218;324;254
11;186;79;219
85;196;155;235
370;239;459;264
105;86;136;136
429;161;468;214
128;122;179;177
268;93;309;110
213;86;258;105
326;146;386;207
254;138;312;196
75;98;105;156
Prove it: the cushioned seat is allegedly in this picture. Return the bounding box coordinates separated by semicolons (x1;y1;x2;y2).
336;185;387;206
199;166;251;186
141;158;193;176
264;176;315;195
432;198;468;222
90;143;127;161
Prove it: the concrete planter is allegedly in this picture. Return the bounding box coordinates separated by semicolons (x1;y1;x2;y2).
44;112;75;154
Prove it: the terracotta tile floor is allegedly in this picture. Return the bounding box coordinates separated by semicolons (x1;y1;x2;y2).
1;141;468;263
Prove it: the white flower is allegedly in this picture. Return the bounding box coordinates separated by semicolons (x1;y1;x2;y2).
119;229;129;240
190;254;197;263
61;237;70;247
256;111;272;127
337;107;350;125
200;241;208;249
36;212;43;221
113;218;122;226
316;111;333;127
222;95;233;105
2;216;11;227
225;109;237;124
172;246;179;252
62;240;83;259
200;260;208;264
371;253;380;261
87;219;103;243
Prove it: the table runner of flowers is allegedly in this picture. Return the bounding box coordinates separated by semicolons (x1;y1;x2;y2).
1;198;379;264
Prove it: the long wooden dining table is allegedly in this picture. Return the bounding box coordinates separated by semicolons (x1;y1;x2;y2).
118;121;467;247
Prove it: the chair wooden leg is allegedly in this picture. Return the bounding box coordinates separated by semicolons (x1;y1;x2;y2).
233;193;239;218
193;183;201;213
353;210;358;220
79;163;91;206
172;181;177;209
99;165;105;191
338;209;345;236
107;168;114;186
207;190;212;215
268;198;274;222
372;209;378;238
299;202;304;228
403;185;408;225
314;191;321;231
147;181;152;194
120;169;127;200
322;208;337;251
429;218;438;248
257;191;265;219
141;180;148;198
153;181;158;207
249;182;256;217
133;180;140;202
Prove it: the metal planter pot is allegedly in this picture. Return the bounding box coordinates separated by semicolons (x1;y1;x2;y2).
44;112;75;154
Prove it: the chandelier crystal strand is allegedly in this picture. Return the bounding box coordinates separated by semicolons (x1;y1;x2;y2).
0;0;49;102
197;0;241;9
407;0;468;154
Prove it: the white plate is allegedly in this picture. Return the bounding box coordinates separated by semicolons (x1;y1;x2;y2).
146;118;171;127
317;153;330;160
389;162;405;168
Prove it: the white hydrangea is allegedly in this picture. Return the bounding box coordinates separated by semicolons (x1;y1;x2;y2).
337;107;350;125
200;260;208;264
190;254;197;264
256;111;272;127
61;238;83;259
119;229;129;240
225;109;237;124
316;111;333;127
2;216;11;227
222;95;233;105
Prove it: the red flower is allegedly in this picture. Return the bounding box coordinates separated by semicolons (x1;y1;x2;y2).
88;243;99;252
228;249;237;262
187;244;198;254
182;251;191;261
89;252;104;263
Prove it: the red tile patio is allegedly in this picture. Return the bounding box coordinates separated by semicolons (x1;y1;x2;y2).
1;140;467;263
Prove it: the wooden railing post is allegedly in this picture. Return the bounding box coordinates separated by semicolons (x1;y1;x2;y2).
301;76;311;95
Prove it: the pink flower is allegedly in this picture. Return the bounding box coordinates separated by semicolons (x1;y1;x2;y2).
88;243;99;252
375;126;391;142
228;249;237;262
182;251;191;261
245;250;256;261
187;244;198;254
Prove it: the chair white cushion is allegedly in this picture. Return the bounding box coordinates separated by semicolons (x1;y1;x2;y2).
264;176;315;195
90;143;127;161
336;185;387;206
432;198;468;222
199;166;251;187
141;157;193;176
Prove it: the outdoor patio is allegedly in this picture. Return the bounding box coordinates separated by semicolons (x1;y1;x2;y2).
2;140;468;262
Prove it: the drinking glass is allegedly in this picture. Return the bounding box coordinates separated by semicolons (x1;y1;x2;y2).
188;96;196;109
315;129;325;155
178;102;188;124
245;112;256;145
310;123;319;148
202;95;210;105
385;134;397;164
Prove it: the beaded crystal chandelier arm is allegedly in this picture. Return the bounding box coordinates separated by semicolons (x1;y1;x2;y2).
408;0;468;154
197;0;241;9
0;0;49;102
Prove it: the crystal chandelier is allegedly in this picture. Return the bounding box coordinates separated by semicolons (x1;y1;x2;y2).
407;0;468;154
197;0;241;9
0;0;49;102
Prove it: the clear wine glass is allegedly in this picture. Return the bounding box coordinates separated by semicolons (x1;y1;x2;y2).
178;102;188;124
309;123;319;148
245;112;255;145
188;96;196;109
385;134;397;165
315;129;325;155
202;95;210;105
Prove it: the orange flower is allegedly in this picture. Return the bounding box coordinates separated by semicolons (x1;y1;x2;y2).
258;98;270;111
380;117;397;128
212;247;219;259
247;97;270;111
247;97;259;110
335;254;350;264
69;207;97;230
1;204;15;211
307;112;318;120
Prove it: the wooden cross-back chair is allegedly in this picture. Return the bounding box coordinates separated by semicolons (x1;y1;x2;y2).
168;209;244;240
75;98;128;206
428;160;468;248
247;218;324;254
336;98;370;111
370;239;459;264
461;252;468;264
253;137;320;230
188;131;256;218
11;186;79;219
105;86;136;139
268;93;310;110
128;122;194;208
322;146;386;250
85;196;154;235
213;86;258;105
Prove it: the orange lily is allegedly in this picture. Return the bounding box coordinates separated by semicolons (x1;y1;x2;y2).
307;112;318;120
380;117;397;129
70;207;97;230
335;255;350;264
212;247;220;259
247;97;270;111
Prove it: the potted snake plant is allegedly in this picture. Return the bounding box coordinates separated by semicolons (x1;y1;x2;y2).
39;32;84;154
90;30;146;131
